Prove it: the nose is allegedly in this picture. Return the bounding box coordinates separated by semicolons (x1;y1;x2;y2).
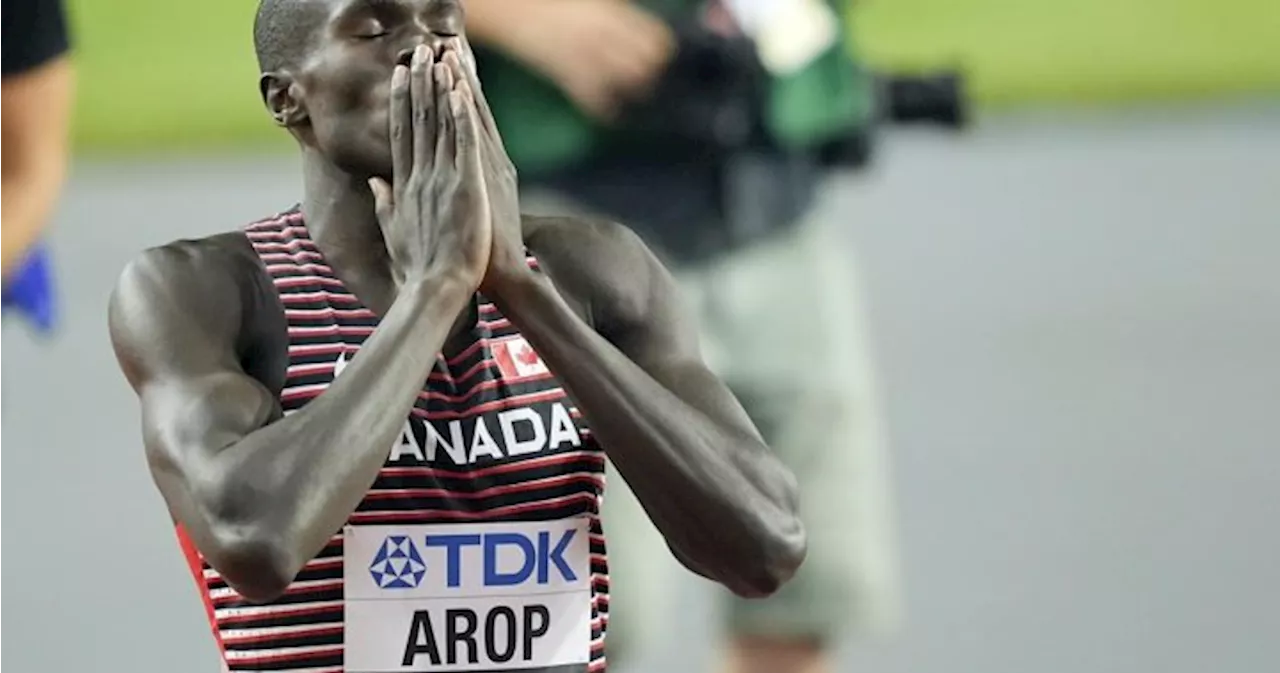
395;30;458;67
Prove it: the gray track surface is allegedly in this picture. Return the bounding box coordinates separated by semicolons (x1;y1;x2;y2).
4;103;1278;673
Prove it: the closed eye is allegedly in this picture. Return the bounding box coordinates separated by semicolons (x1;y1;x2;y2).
352;17;390;40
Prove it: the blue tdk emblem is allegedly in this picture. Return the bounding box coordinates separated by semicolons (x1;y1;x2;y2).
369;535;427;589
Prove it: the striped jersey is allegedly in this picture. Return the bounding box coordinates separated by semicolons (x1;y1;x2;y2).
175;209;610;673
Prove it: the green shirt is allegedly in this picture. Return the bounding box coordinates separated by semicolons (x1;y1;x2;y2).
476;0;872;176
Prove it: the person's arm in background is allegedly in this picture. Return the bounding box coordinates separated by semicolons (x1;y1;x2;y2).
2;58;74;275
2;0;75;277
465;0;674;121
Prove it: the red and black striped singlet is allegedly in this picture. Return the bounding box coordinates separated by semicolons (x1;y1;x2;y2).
175;209;610;672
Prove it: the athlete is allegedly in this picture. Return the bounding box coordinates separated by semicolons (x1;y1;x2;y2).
107;1;805;672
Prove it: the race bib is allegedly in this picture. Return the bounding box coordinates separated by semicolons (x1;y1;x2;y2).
344;519;593;672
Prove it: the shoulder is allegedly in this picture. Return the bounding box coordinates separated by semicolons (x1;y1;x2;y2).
522;214;694;357
108;232;274;378
523;214;665;327
522;214;652;264
112;232;263;309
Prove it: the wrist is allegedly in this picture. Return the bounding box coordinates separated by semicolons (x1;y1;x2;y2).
483;262;544;300
404;268;479;305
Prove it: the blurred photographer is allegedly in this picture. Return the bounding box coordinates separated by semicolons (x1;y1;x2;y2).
468;1;901;671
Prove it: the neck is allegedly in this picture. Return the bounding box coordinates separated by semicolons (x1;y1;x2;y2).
294;146;477;345
299;146;388;270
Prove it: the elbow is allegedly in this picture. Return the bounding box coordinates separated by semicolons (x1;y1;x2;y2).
208;525;297;603
734;466;807;598
729;517;808;599
727;466;808;598
190;475;299;602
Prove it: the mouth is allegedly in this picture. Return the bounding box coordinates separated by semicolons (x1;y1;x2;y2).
396;38;472;71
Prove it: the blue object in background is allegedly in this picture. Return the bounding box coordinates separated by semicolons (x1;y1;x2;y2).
2;241;58;333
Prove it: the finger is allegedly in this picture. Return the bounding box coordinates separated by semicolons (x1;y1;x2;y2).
443;45;518;172
433;63;457;166
410;44;435;171
451;89;482;174
389;65;412;191
447;42;500;141
368;177;401;264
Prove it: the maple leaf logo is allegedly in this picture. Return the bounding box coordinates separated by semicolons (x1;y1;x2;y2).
515;342;540;366
494;336;548;380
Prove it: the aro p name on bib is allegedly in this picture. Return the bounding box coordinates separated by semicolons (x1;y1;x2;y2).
344;518;593;672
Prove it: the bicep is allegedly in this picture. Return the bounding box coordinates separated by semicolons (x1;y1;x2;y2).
109;249;280;515
138;371;279;520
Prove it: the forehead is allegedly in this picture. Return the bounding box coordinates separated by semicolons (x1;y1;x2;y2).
323;0;451;20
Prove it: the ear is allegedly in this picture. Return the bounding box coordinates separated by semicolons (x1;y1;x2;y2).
259;71;309;127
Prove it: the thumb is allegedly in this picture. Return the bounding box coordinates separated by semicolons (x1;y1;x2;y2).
368;177;394;226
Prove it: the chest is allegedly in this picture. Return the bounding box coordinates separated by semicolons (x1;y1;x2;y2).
279;288;602;521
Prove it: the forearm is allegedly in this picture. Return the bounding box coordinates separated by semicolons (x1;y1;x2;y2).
2;58;73;276
212;274;472;580
490;275;804;595
0;172;61;274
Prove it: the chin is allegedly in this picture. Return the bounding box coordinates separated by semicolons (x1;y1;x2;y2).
331;125;395;178
327;145;392;181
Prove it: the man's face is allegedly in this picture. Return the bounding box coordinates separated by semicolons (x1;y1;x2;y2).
293;0;469;178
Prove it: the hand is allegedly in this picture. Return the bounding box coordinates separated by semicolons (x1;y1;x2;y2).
472;0;675;121
368;45;490;291
442;42;528;294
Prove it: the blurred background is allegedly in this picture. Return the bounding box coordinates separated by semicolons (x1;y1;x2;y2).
3;1;1279;673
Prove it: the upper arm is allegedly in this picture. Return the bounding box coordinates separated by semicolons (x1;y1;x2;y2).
109;243;281;521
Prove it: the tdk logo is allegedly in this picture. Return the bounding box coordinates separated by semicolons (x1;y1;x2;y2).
370;529;579;590
369;535;427;589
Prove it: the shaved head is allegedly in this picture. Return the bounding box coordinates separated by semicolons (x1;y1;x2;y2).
253;0;469;176
253;0;327;72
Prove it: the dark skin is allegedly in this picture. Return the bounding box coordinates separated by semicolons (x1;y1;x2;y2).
109;0;805;611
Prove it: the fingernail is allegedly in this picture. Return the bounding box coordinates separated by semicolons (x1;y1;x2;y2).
413;44;429;65
392;66;407;87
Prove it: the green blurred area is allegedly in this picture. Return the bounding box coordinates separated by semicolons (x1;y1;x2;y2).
69;0;1280;154
68;1;286;154
853;0;1280;106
